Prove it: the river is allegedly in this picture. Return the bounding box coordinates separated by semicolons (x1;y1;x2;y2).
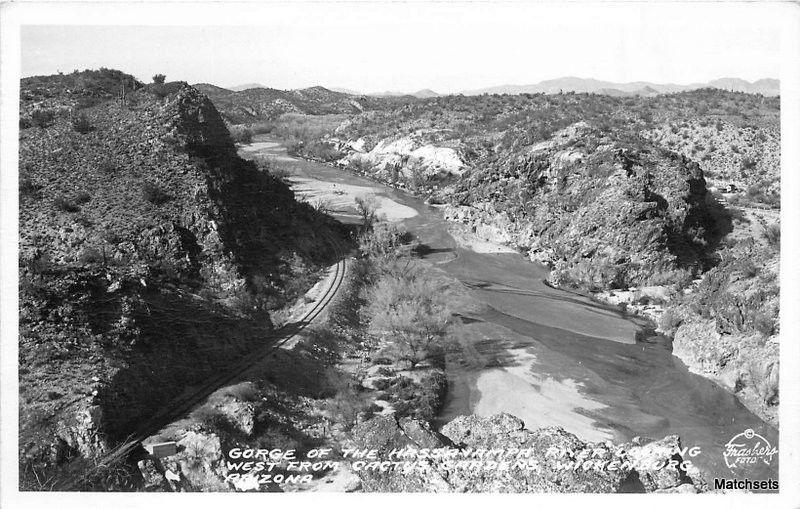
240;137;779;486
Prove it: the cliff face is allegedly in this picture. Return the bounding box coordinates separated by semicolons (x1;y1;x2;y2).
18;70;339;486
338;121;725;291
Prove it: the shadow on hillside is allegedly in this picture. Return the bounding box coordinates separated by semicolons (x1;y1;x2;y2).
676;189;734;271
98;288;270;442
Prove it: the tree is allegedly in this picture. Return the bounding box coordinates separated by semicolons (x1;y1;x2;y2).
354;195;378;231
365;273;452;369
152;74;166;84
324;369;370;430
357;222;412;266
71;113;93;133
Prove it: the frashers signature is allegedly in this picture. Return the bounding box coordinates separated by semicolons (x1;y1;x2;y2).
723;429;777;469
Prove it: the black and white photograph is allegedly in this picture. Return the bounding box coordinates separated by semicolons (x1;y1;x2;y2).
1;1;798;506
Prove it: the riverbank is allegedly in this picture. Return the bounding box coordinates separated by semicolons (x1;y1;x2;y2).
241;134;778;484
342;143;780;428
441;199;779;427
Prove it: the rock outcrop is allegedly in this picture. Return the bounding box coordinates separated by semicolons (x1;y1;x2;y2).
347;413;705;493
339;134;465;180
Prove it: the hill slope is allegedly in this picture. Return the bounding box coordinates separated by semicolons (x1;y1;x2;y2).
18;69;340;487
192;83;367;123
193;83;419;124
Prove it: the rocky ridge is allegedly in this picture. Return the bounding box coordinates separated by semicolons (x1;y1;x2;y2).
18;70;340;487
192;83;414;124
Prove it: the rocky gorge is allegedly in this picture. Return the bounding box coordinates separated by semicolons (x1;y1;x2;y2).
18;71;781;492
319;91;780;426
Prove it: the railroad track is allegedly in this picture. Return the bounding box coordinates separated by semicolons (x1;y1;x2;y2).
53;238;348;491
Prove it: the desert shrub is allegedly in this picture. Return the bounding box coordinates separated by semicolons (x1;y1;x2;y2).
98;160;116;174
738;259;759;278
744;185;780;208
102;229;123;245
374;366;395;377
19;177;40;196
31;109;56;128
761;193;780;208
312;197;332;215
371;378;393;391
229;125;253;144
75;96;101;109
77;247;104;265
302;141;342;162
358;222;413;264
250;122;275;134
364;272;452;369
226;286;274;319
415;372;448;419
763;223;780;248
305;327;342;362
657;308;683;336
54;195;79;212
74;191;92;204
386;372;447;421
348;157;374;174
325;369;371;430
150;83;170;98
746;359;779;405
285;140;303;157
192;404;228;432
79;460;140;491
354;195;378;231
740;156;758;172
152;74;166;84
326;258;374;330
753;312;777;337
220;382;260;402
141;181;170;205
270;164;292;181
71;114;93;133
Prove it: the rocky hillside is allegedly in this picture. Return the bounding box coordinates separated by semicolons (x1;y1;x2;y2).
334;95;746;290
18;69;341;488
192;83;414;124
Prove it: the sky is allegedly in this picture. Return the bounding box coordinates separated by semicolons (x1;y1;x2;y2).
20;2;782;94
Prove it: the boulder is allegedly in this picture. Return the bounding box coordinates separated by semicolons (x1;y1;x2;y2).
348;413;707;493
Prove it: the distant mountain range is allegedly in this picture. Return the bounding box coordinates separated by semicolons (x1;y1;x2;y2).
207;76;779;123
280;76;780;99
227;76;778;98
302;86;441;99
459;77;779;97
228;82;268;92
